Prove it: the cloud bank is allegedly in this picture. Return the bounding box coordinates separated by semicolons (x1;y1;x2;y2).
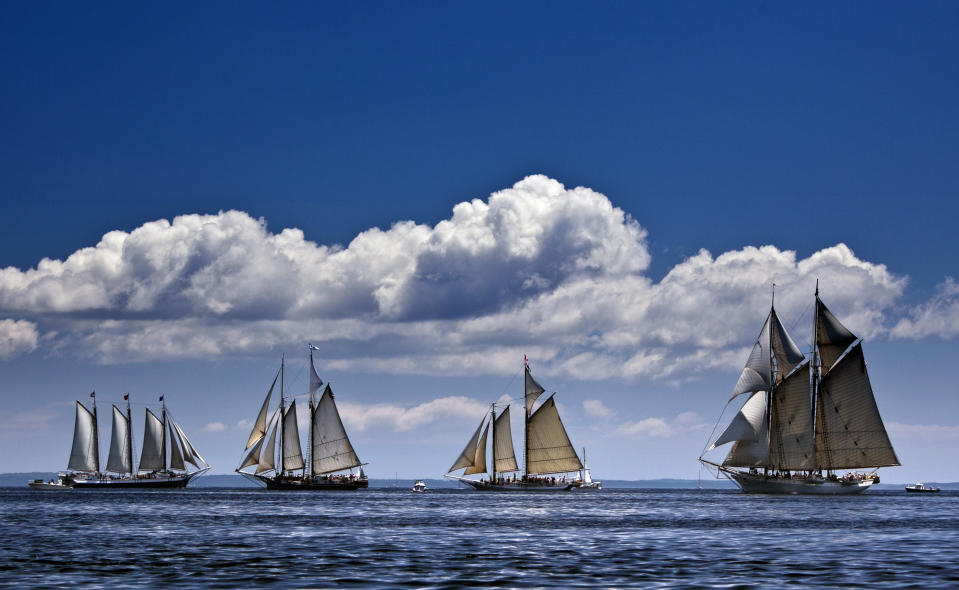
0;174;927;379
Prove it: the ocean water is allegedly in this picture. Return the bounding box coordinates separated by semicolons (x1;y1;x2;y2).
2;487;958;588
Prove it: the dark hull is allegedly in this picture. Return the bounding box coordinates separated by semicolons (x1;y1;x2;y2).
69;471;202;489
458;478;578;492
905;487;940;493
251;474;369;491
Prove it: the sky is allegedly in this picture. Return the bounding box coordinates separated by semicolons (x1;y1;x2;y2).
1;2;958;483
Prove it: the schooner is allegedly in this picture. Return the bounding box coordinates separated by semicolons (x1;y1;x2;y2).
699;284;899;494
62;393;209;489
236;347;368;490
445;358;584;491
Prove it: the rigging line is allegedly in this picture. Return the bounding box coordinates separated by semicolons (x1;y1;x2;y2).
699;400;732;459
786;298;815;353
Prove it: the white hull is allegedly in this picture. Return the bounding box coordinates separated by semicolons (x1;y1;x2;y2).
726;469;874;495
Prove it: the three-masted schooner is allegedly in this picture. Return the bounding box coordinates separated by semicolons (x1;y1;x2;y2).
700;284;899;494
64;393;209;489
445;358;583;491
236;347;368;490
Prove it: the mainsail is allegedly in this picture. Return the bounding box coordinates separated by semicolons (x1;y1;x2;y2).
311;384;362;475
769;362;814;471
282;401;305;471
526;396;583;475
493;406;518;473
106;405;132;474
68;401;99;472
138;409;165;472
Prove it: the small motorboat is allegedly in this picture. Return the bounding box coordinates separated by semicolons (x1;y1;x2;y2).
28;473;73;490
412;480;427;492
905;482;940;493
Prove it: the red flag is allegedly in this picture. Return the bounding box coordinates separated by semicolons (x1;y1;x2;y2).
524;354;529;367
123;393;129;400
90;391;95;398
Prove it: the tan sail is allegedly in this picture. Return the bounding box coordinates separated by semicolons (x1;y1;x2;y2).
68;401;99;472
449;415;488;473
282;401;305;471
465;423;489;476
525;365;545;415
138;409;165;472
245;374;276;449
526;396;582;475
106;405;132;474
730;317;772;400
770;309;806;384
173;421;206;467
816;298;858;373
257;420;278;474
815;343;899;469
493;406;518;473
238;437;263;470
770;363;814;471
311;384;362;474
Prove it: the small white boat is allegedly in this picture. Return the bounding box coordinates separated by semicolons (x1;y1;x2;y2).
905;482;940;493
575;448;602;490
28;473;72;490
412;480;427;492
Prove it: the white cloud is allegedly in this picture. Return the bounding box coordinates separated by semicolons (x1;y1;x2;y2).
582;399;615;418
887;421;959;442
890;278;959;340
236;418;253;431
0;175;913;379
203;421;227;433
0;318;39;359
338;396;489;432
616;411;706;438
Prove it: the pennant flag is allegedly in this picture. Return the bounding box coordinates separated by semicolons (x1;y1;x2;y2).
159;395;164;402
309;343;319;351
123;393;129;400
90;391;95;398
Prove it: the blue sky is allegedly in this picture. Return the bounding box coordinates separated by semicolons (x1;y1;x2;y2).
1;2;957;482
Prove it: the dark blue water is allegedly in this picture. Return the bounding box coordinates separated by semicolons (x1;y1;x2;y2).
2;488;958;588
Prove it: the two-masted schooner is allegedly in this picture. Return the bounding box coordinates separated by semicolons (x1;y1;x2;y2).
63;393;209;489
699;284;899;494
445;358;584;491
236;347;368;490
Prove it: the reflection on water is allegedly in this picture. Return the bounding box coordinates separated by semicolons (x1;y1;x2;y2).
2;488;958;588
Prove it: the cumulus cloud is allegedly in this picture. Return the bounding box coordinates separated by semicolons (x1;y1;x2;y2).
0;175;914;378
203;421;227;433
615;411;706;438
338;396;489;432
582;399;615;418
0;318;39;359
890;278;959;340
887;421;959;442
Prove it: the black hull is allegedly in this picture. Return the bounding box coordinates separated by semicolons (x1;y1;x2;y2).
905;487;940;493
250;474;369;491
457;478;577;492
69;471;203;489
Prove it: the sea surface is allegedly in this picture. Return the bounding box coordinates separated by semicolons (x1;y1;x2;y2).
2;487;958;588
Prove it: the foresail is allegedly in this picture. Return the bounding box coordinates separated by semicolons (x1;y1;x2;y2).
138;409;165;472
282;401;305;471
526;396;582;474
525;366;545;415
817;297;858;373
68;401;99;472
168;423;186;471
770;362;814;471
730;317;772;400
770;309;806;383
246;374;276;449
723;394;770;467
106;405;132;474
711;390;766;449
449;415;487;473
311;385;362;474
815;343;899;469
256;419;278;474
493;406;518;472
464;423;489;475
173;422;206;467
239;437;263;470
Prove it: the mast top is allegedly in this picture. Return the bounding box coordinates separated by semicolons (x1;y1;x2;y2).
771;282;776;309
815;277;820;297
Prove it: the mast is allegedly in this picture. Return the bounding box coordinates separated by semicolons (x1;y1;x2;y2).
812;280;821;473
126;395;134;476
523;359;529;479
92;392;100;474
490;403;497;484
279;354;285;477
161;396;167;472
765;286;774;476
308;348;314;479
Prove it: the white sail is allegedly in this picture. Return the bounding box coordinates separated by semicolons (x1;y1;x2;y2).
282;401;305;471
105;405;132;474
730;317;772;400
68;401;99;472
525;365;545;415
711;390;767;449
311;385;362;475
465;423;489;476
168;423;185;471
449;415;487;473
238;437;263;470
816;298;858;373
257;419;278;474
526;396;583;475
724;394;770;467
493;406;518;473
170;420;197;468
138;409;165;472
173;421;206;467
815;343;899;469
309;351;324;398
770;362;814;470
246;374;276;449
770;309;806;383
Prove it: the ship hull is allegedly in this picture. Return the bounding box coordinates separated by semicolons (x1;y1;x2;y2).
726;470;874;495
452;477;578;492
249;473;369;491
69;470;206;489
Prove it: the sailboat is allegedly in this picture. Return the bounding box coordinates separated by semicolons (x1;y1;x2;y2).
574;447;602;490
699;284;899;494
444;358;583;491
65;393;210;489
236;347;368;490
